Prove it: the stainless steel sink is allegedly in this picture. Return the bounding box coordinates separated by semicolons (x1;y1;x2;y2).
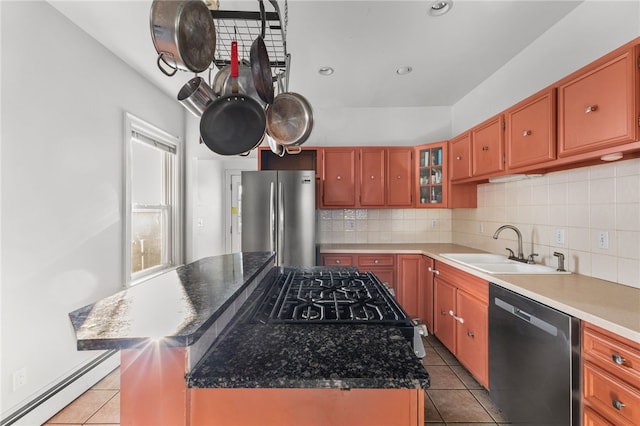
440;253;570;275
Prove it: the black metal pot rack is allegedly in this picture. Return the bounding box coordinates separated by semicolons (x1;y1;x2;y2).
210;2;288;73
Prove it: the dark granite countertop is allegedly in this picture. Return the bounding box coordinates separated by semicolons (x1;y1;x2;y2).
186;269;430;390
68;252;275;350
187;323;430;390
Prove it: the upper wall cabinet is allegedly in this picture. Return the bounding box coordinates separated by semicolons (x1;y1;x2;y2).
322;148;358;207
558;42;640;158
415;142;447;207
471;114;505;177
505;88;557;170
449;132;472;182
321;147;414;209
386;148;414;207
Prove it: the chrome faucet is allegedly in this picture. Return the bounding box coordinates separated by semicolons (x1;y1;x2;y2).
493;225;525;262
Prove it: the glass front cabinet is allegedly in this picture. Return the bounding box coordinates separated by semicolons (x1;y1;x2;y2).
415;142;447;207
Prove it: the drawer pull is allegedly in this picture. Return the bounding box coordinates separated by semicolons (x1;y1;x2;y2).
522;130;532;136
336;175;342;180
456;156;462;160
370;175;375;180
612;399;625;411
585;104;598;113
335;260;341;264
481;146;489;151
611;354;626;365
467;331;475;338
374;259;379;264
449;310;465;324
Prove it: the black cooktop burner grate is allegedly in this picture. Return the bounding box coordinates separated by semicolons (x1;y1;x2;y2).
250;270;408;324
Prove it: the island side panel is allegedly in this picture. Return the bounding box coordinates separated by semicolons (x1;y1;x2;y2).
120;345;188;426
190;388;424;425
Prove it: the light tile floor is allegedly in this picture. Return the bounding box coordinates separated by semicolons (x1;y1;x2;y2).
44;334;509;425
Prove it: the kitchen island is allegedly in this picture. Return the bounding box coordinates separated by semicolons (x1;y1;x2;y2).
68;252;429;426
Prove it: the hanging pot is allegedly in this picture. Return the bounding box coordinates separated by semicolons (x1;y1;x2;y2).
150;0;216;76
200;41;266;156
250;0;274;104
266;75;314;146
177;76;216;117
219;61;267;109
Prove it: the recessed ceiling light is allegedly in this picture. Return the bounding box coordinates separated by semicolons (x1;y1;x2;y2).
428;0;453;16
318;67;334;76
396;66;413;75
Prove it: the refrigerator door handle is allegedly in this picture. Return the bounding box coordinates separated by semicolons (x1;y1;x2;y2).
270;182;276;254
277;181;285;265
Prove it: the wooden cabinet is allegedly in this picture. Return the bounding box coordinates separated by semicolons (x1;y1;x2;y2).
471;114;505;177
320;253;396;289
322;148;357;207
558;43;640;158
357;254;396;289
505;88;556;170
386;148;414;207
359;148;386;206
432;261;489;388
191;388;424;426
415;142;446;207
449;132;472;181
321;254;354;267
359;148;413;207
582;322;640;426
396;255;428;320
321;147;413;208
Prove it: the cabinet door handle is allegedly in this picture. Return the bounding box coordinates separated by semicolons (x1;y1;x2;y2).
481;146;489;151
448;310;464;324
428;267;440;275
336;175;342;180
585;105;598;113
612;354;626;365
467;331;475;338
440;310;447;316
397;175;401;179
370;175;375;180
456;156;462;160
612;399;625;411
522;130;532;136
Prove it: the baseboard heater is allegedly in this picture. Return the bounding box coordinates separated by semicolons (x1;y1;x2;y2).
1;350;118;426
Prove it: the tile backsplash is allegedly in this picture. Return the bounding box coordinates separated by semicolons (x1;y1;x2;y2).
317;157;639;289
452;158;640;289
317;208;452;244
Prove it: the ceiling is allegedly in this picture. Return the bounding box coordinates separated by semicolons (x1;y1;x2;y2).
48;0;583;110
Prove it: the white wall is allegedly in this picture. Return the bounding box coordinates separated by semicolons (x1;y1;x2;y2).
450;0;640;288
453;0;640;133
1;0;184;419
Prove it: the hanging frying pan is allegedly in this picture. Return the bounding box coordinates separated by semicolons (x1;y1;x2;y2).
266;73;314;146
199;41;266;156
150;0;216;76
250;0;274;104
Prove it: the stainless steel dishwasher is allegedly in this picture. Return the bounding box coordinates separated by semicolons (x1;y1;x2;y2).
489;283;580;426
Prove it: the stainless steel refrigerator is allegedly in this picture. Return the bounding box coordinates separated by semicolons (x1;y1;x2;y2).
240;170;316;266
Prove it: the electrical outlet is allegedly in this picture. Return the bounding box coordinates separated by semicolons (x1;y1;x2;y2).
555;228;565;245
479;223;484;234
12;368;26;391
598;231;609;249
431;219;438;229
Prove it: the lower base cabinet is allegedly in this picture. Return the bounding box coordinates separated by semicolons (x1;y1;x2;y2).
582;322;640;426
190;388;424;425
432;261;489;389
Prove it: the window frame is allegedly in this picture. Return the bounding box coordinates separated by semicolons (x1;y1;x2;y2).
124;113;183;286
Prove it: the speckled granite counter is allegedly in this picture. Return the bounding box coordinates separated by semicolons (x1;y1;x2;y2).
320;243;640;343
69;252;275;350
188;324;429;389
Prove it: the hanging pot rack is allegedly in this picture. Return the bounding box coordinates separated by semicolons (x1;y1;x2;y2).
209;0;289;86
